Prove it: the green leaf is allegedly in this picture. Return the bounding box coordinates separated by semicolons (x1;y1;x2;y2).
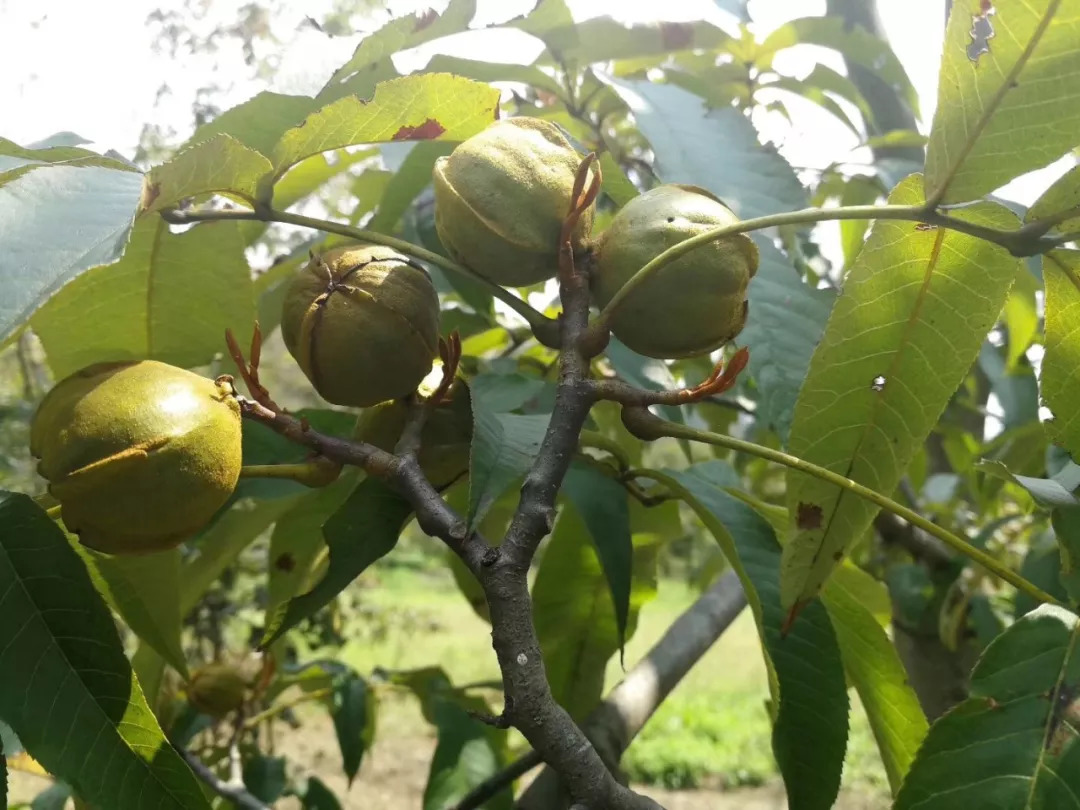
534;18;731;64
368;141;455;233
661;464;849;810
1017;528;1072;616
1027;165;1080;233
264;473;360;639
1052;508;1080;606
292;776;343;810
602;76;807;220
329;666;377;784
242;755;287;804
467;394;548;528
895;604;1080;808
321;0;476;96
534;509;658;720
180;497;300;616
261;477;413;647
77;547;189;680
28;782;71;810
758;16;919;116
924;0;1080;204
740;235;835;442
598;151;639;208
0;163;143;344
822;577;928;795
140;134;272;213
1042;251;1080;460
1004;263;1040;370
562;463;633;654
32;219;254;378
783;175;1020;609
0;135;132;175
423;54;562;94
273;74;500;182
0;492;210;810
977;459;1080;508
185;91;314;159
468;372;549;414
605;338;689;452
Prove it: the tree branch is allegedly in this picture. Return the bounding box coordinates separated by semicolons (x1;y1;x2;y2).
179;747;270;810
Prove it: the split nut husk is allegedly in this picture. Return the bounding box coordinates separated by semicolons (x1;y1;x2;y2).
281;244;440;408
589;183;758;359
433;117;596;287
30;360;243;554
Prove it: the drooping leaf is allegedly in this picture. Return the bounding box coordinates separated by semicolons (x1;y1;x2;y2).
1026;165;1080;234
368;141;455;233
783;175;1020;610
1041;250;1080;460
77;546;188;680
601;75;807;220
924;0;1080;204
0;163;143;344
180;496;301;616
32;219;254;378
467;393;548;528
265;473;361;627
0;492;210;810
895;604;1080;808
598;151;639;208
822;577;928;795
140;134;272;213
242;755;287;804
1017;527;1072;616
740;235;835;442
977;459;1080;508
533;508;658;720
1004;262;1040;370
532;17;731;65
661;464;849;810
292;776;343;810
326;665;377;785
562;462;633;653
273;74;500;182
261;477;413;646
423;54;562;94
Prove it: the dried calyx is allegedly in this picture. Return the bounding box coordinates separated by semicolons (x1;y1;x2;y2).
433;117;597;287
281;244;440;408
30;360;243;554
589;183;758;359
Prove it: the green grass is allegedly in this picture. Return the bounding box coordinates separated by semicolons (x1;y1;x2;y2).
324;558;890;796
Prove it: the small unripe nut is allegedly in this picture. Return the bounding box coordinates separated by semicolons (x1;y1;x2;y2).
353;380;473;491
186;663;249;717
30;360;243;554
433;117;596;287
589;184;758;359
281;244;440;408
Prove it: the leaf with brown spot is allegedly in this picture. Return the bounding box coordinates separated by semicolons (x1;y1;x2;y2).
796;502;823;530
392;118;446;141
414;8;438;31
275;553;295;572
660;22;693;51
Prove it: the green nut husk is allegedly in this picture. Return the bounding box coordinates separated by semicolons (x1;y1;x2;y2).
433;117;596;287
186;663;249;717
30;360;243;555
353;380;472;491
589;184;758;359
281;244;440;408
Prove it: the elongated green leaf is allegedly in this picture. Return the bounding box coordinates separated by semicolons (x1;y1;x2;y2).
1027;165;1080;233
180;497;300;616
977;459;1080;508
78;547;188;680
1042;251;1080;460
562;463;633;653
822;577;928;795
925;0;1080;204
783;175;1020;610
262;477;413;646
760;16;918;110
598;151;639;208
602;76;806;220
534;509;658;720
243;755;287;803
140;134;272;213
273;74;500;182
292;776;343;809
0;492;210;810
329;666;377;785
321;0;476;96
662;464;849;810
0;136;132;175
740;236;835;442
467;393;548;527
896;604;1080;808
369;141;455;233
424;54;562;94
1005;263;1040;370
468;372;548;414
534;17;731;64
32;219;254;378
1052;508;1080;606
265;473;360;632
0;163;142;343
185;91;314;159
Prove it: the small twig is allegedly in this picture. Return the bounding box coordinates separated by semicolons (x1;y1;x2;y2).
179;747;270;810
243;687;333;731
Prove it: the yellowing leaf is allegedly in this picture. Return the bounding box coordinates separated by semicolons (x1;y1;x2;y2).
782;175;1020;610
